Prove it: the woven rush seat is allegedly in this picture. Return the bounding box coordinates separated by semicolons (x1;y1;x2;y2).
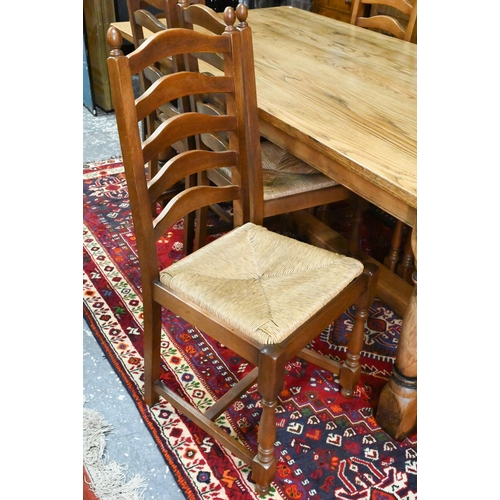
159;223;363;344
260;141;339;200
216;140;339;201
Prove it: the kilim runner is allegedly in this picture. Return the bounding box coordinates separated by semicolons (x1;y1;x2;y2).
83;158;417;500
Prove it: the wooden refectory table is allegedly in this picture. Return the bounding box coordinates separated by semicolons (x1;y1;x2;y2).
111;5;417;440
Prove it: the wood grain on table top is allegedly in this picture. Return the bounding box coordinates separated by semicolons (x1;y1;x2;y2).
248;7;416;211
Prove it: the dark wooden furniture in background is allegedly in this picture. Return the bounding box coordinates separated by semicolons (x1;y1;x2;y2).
107;3;378;493
83;0;229;113
83;0;116;111
312;0;354;23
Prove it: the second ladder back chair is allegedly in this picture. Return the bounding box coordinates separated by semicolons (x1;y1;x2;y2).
350;0;417;43
126;0;209;253
168;0;363;253
107;4;378;494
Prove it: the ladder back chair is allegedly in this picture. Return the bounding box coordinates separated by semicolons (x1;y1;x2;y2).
350;0;417;43
107;5;378;494
167;0;363;253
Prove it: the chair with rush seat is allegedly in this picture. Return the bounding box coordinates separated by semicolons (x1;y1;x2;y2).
350;0;417;42
106;4;378;494
167;0;363;253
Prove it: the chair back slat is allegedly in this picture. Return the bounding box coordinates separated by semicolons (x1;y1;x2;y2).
153;185;239;240
136;71;234;122
134;9;167;35
128;28;231;76
148;149;238;202
356;15;405;39
351;0;417;42
142;113;237;165
143;65;164;84
181;3;226;34
191;52;224;72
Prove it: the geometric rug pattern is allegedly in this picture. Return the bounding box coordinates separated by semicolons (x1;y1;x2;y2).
83;159;417;499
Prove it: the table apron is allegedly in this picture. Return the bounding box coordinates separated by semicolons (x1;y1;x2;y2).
259;118;416;228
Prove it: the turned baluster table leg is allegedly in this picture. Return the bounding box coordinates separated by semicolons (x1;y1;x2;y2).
375;221;417;440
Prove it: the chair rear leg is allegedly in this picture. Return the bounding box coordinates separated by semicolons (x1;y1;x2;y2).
143;295;162;407
340;263;379;397
384;220;404;272
348;196;368;258
396;228;415;283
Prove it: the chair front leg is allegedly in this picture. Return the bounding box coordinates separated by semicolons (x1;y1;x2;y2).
340;264;379;397
252;348;285;496
340;302;368;397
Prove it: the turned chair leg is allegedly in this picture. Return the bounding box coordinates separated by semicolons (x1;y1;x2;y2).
339;304;368;397
252;349;285;496
143;295;162;407
384;219;404;272
339;264;378;397
396;228;415;284
348;196;368;258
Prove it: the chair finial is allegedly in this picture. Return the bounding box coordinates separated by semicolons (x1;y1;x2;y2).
223;6;236;32
107;26;123;56
236;2;248;28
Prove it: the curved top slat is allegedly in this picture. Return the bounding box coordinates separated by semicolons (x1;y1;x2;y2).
128;28;231;75
134;9;167;33
182;4;226;34
357;15;406;40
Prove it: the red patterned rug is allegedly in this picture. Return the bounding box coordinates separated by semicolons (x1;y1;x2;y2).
83;158;417;500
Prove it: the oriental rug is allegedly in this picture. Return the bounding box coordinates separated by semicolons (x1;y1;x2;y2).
83;158;417;500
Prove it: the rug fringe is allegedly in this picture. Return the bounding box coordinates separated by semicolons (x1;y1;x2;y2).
83;156;123;168
83;406;147;500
